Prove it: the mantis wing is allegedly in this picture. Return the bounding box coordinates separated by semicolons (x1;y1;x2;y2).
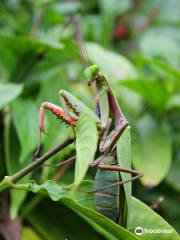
117;126;132;228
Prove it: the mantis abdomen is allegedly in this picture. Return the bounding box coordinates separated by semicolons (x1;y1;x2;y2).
94;166;122;223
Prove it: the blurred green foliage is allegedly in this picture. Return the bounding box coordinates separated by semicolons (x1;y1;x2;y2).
0;0;180;239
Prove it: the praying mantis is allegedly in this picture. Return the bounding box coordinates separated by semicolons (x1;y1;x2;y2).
38;65;143;226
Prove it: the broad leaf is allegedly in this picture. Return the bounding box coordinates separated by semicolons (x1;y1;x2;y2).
166;94;180;110
73;112;98;190
12;98;39;163
0;35;48;82
3;114;32;218
132;114;172;187
27;180;69;201
117;126;131;227
0;83;23;110
87;42;137;81
15;180;179;239
129;197;179;240
135;56;180;80
26;198;102;240
13;180;93;203
21;227;42;240
15;180;139;240
62;198;139;240
143;0;180;24
120;79;168;115
140;27;180;68
166;151;180;192
100;0;132;17
99;0;132;44
52;1;81;15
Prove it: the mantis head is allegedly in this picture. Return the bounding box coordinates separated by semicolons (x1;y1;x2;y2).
84;65;100;86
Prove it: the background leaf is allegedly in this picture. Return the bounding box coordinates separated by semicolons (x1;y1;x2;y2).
143;0;180;24
0;34;65;82
120;79;168;115
139;27;180;68
132;114;172;187
12;98;39;163
166;151;180;192
0;83;23;110
62;198;140;240
27;198;102;240
4;112;32;219
87;42;137;80
21;227;42;240
166;94;180;110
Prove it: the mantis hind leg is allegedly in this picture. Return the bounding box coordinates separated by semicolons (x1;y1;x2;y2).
52;155;76;181
89;164;143;193
44;155;76;181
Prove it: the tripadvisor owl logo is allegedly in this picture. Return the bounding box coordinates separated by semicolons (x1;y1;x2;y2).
135;227;143;235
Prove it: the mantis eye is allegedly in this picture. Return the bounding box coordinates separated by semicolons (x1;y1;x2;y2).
84;64;100;80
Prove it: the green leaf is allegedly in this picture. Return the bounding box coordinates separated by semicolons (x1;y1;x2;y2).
26;198;102;240
3;113;32;218
14;180;92;203
0;83;23;110
100;0;132;17
132;114;172;187
53;1;81;15
16;180;139;239
136;56;180;80
87;42;137;81
129;197;180;240
140;27;180;68
99;0;132;44
166;152;180;192
120;79;168;115
117;126;131;227
12;98;39;163
0;35;46;82
21;227;42;240
73;112;98;190
0;34;67;83
144;0;180;24
166;94;180;110
62;198;140;240
29;180;69;201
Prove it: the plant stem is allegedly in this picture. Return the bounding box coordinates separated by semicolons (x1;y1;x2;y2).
3;107;11;175
0;138;74;192
7;137;74;184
